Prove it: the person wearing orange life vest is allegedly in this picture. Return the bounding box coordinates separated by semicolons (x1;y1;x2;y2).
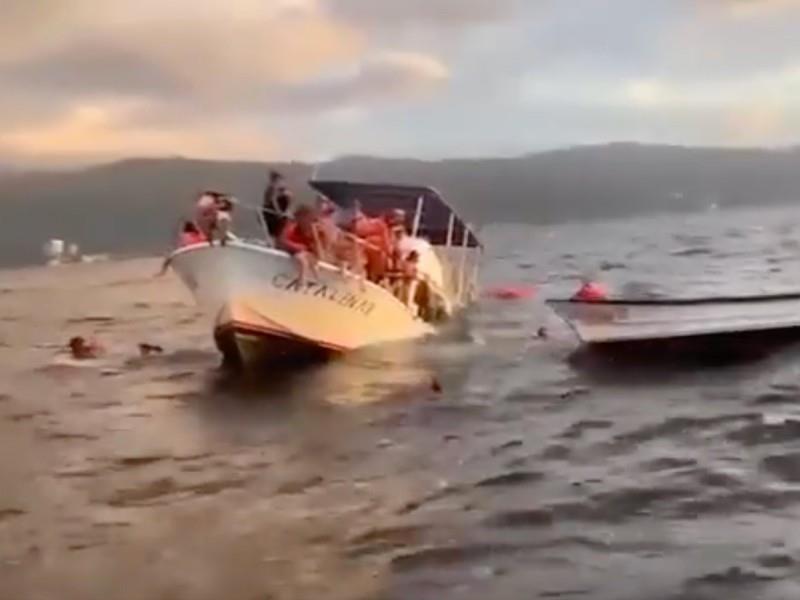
278;205;322;285
572;275;608;302
344;202;392;282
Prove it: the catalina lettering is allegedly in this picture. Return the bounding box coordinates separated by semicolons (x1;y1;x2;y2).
271;273;375;316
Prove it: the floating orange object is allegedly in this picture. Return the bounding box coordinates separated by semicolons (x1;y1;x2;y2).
485;285;536;300
572;282;608;302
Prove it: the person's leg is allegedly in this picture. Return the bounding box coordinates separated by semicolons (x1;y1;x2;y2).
365;249;380;282
216;215;230;246
414;281;430;320
293;252;309;286
198;216;216;246
351;243;367;290
405;279;419;310
156;256;171;277
308;253;320;280
331;234;353;277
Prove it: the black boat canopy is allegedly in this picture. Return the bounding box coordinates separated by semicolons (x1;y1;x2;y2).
309;180;481;248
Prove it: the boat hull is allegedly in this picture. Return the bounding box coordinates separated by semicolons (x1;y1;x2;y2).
170;242;434;367
548;295;800;362
213;321;333;368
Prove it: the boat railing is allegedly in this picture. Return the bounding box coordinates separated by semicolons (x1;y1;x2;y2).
236;200;275;247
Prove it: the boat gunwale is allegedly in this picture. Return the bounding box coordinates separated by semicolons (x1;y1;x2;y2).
168;240;440;326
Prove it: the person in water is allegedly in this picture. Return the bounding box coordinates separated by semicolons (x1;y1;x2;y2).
278;205;321;285
68;336;104;360
572;276;608;302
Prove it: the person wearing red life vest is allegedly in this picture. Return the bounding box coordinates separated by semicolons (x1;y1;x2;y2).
179;221;207;247
278;205;321;285
572;276;608;302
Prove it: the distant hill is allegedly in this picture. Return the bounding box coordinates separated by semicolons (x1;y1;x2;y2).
2;143;800;267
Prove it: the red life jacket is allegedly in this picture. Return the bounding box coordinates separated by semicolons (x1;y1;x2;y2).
354;217;390;252
280;221;316;254
179;230;207;246
573;282;608;302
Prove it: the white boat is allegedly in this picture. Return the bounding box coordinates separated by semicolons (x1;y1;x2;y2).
169;181;482;367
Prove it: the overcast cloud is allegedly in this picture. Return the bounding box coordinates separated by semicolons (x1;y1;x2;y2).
1;0;799;166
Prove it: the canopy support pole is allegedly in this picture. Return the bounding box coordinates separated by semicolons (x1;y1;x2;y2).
445;213;455;247
411;195;424;238
457;226;469;303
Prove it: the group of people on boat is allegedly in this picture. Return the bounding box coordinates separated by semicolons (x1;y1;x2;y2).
265;171;424;310
167;170;428;313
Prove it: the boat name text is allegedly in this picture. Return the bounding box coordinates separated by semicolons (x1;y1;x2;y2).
272;274;375;316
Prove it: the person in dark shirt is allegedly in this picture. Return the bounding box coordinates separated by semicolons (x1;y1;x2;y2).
263;170;292;239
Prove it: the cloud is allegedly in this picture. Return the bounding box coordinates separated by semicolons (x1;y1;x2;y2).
0;99;281;166
1;4;364;95
714;0;799;19
0;0;459;165
0;1;94;60
0;41;183;97
128;14;363;92
663;0;800;79
267;51;449;112
726;100;787;143
0;0;373;164
324;0;521;27
4;0;800;165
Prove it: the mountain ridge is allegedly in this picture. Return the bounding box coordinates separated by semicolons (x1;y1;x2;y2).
1;143;799;267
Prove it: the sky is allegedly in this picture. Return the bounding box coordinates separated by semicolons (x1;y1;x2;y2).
1;0;799;167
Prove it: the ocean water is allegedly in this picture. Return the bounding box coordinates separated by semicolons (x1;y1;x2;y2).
3;205;800;599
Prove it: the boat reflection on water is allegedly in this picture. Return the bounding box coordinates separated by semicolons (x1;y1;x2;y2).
196;313;487;418
201;339;439;409
308;343;438;407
